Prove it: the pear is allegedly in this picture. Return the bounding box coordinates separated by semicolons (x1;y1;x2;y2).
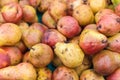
107;33;120;53
93;50;120;76
37;67;52;80
97;13;120;36
0;23;22;46
73;4;94;27
54;42;84;68
53;66;79;80
80;69;105;80
28;43;54;68
48;0;67;22
42;11;57;29
22;5;38;23
88;0;107;14
0;62;37;80
79;29;108;55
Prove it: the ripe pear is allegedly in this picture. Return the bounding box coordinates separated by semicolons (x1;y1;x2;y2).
53;66;79;80
107;33;120;53
42;29;67;47
1;3;23;23
54;42;84;68
95;9;114;23
57;16;81;38
80;69;105;80
22;26;43;48
106;68;120;80
0;62;37;80
28;43;54;68
97;14;120;36
0;23;22;46
22;5;38;23
93;50;120;76
79;29;108;55
1;46;22;65
73;4;94;26
88;0;107;14
42;11;57;29
48;0;67;22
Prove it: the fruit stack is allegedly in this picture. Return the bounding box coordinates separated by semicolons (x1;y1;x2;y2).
0;0;120;80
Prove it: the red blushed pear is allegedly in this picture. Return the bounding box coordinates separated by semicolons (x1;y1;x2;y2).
93;50;120;76
1;3;23;23
106;68;120;80
22;5;38;23
42;29;67;47
95;9;114;23
57;16;81;38
0;49;10;69
1;47;22;65
97;13;120;36
79;29;108;55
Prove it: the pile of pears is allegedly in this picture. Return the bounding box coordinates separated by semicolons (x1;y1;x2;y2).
0;0;120;80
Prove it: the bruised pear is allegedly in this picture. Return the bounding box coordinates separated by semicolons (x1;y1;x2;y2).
42;11;57;29
97;14;120;36
1;3;23;23
22;5;38;23
54;42;84;68
93;50;120;76
48;0;67;21
106;68;120;80
28;43;54;68
79;29;108;55
0;23;22;46
57;16;81;38
73;4;94;26
107;33;120;53
80;69;105;80
88;0;107;13
95;9;114;23
42;29;67;47
37;67;52;80
53;66;79;80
